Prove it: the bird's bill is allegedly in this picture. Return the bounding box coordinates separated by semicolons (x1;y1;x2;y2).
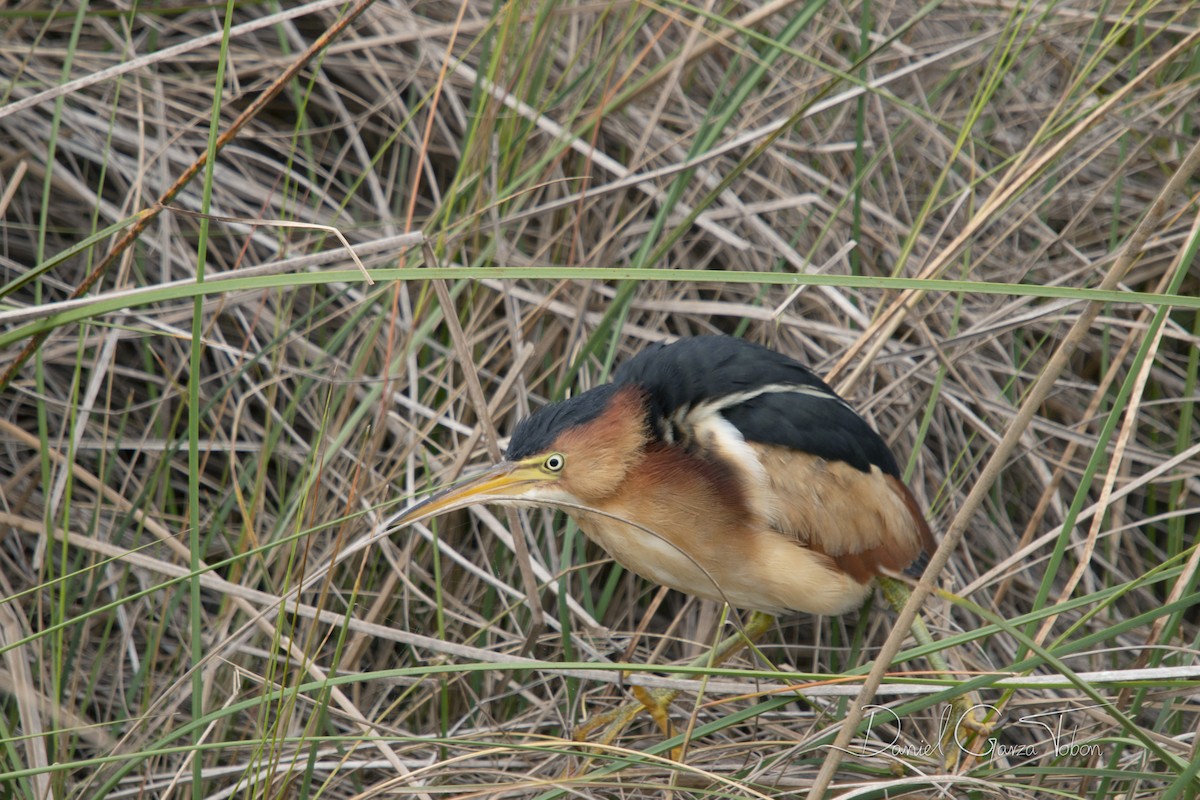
394;461;550;527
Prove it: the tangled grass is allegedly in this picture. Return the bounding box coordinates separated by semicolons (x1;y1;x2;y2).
1;1;1198;797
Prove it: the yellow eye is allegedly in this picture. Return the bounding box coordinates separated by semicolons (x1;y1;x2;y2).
543;453;566;472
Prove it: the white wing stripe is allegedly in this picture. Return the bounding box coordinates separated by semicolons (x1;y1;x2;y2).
692;382;853;416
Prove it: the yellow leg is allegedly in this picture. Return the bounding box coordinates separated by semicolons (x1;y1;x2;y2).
878;576;994;768
573;611;777;757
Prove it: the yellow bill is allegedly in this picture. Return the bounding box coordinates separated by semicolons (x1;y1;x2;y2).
393;459;555;528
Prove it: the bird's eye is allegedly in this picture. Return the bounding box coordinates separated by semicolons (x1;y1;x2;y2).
543;453;566;472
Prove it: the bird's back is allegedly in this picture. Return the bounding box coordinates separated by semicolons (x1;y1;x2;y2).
614;336;901;477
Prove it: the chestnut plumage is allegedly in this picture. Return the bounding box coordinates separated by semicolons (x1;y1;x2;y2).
397;335;935;616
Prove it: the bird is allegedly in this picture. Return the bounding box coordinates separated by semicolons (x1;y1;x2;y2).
395;335;984;755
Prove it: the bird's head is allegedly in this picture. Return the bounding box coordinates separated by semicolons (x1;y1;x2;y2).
395;383;650;526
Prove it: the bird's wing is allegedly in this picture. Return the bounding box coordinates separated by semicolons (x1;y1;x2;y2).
748;442;934;581
716;387;900;476
616;336;934;579
681;386;934;581
615;336;900;475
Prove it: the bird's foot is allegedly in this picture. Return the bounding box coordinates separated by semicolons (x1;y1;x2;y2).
570;614;773;763
940;694;996;770
572;685;683;758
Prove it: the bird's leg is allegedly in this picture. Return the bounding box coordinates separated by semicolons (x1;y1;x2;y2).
877;576;993;768
573;610;776;756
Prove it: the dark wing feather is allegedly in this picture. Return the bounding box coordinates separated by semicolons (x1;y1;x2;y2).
723;392;900;477
615;336;900;477
614;336;833;409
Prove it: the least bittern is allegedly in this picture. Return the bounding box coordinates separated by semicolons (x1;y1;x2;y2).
396;336;985;759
